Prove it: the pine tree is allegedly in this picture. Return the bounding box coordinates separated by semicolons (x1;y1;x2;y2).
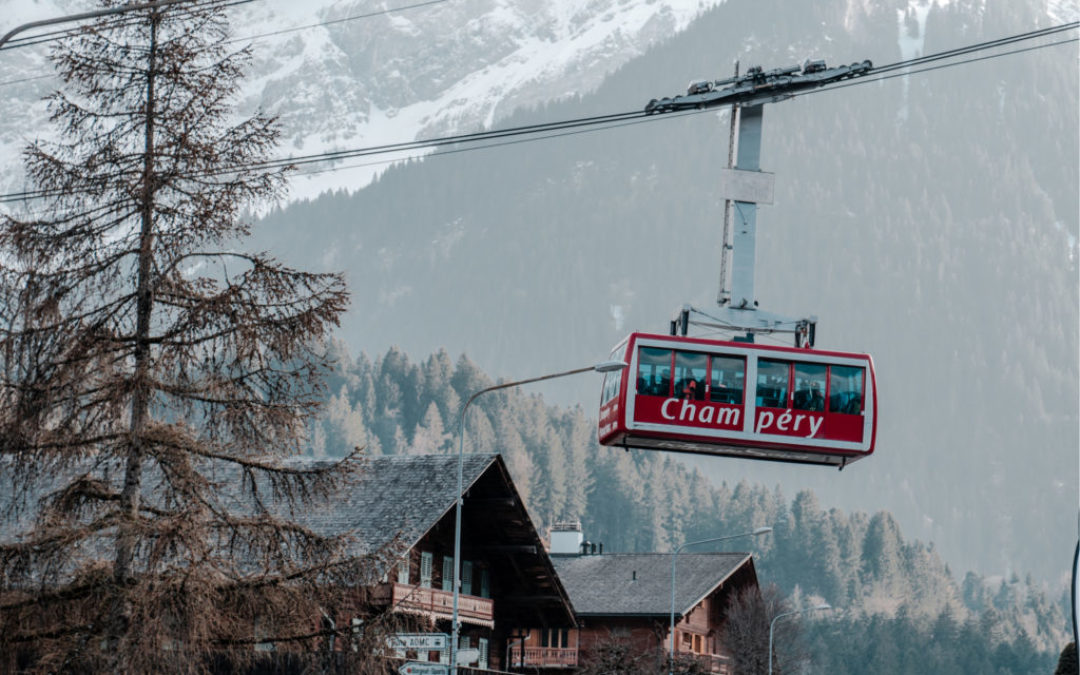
0;3;370;672
411;401;450;455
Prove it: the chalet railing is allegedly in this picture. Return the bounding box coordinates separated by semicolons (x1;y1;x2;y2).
693;652;732;674
508;646;578;668
373;582;495;626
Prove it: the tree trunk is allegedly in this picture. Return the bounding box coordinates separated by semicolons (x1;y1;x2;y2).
114;4;159;597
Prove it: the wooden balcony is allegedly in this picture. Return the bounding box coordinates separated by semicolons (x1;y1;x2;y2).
508;646;578;668
373;582;494;628
682;652;732;674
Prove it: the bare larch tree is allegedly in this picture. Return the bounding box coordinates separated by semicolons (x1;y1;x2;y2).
0;2;375;672
722;584;806;675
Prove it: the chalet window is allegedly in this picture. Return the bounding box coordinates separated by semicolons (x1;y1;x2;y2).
539;629;568;649
253;616;275;652
460;636;471;650
350;617;363;653
397;559;409;584
442;555;454;591
420;551;433;588
480;568;490;598
462;560;473;595
479;638;489;669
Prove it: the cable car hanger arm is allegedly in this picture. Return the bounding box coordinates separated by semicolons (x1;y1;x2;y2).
644;59;873;114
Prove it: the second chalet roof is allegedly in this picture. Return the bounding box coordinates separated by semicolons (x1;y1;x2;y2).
551;552;751;617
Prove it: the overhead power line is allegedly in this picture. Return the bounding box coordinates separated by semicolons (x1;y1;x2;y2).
815;35;1078;95
223;0;449;45
0;21;1076;205
868;20;1077;74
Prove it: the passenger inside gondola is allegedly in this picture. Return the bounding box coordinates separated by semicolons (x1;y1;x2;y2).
674;351;707;401
829;365;865;415
710;355;745;405
637;347;672;396
757;359;789;408
793;363;827;412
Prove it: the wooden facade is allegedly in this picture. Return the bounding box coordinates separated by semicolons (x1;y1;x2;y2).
517;548;760;672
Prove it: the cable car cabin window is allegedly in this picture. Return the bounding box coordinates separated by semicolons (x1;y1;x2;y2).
674;351;707;400
637;347;672;397
601;368;622;403
756;359;790;409
829;365;865;415
792;363;827;412
710;356;745;404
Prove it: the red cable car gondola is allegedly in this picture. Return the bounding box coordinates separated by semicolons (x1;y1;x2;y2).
598;333;877;468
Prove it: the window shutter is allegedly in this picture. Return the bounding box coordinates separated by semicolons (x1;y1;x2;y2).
478;638;489;668
461;560;473;596
397;558;409;584
480;568;490;598
442;556;454;591
420;551;433;588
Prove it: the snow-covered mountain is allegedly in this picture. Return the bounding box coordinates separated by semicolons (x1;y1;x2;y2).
1;0;724;203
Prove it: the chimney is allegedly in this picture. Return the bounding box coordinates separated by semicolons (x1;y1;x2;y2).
549;520;583;555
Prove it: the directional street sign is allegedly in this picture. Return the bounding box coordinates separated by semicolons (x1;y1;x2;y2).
387;633;448;651
398;663;448;675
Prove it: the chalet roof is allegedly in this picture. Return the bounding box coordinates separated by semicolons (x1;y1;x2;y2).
294;453;497;554
550;552;752;617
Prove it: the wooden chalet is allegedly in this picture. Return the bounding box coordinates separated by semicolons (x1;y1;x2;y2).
511;523;760;673
310;454;577;671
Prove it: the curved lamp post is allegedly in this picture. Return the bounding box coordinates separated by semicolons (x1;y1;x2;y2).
1;0;192;49
668;527;772;675
768;603;831;675
450;359;627;674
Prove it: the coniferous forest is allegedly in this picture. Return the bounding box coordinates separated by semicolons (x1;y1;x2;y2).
307;342;1070;674
255;0;1078;588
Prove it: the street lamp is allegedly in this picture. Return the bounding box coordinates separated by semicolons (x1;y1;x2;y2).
768;603;831;675
1;0;193;50
669;527;772;675
450;359;627;674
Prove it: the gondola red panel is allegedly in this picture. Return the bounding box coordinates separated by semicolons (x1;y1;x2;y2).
597;333;877;468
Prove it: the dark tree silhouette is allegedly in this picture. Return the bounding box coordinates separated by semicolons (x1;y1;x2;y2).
1055;642;1078;675
576;628;710;675
0;2;374;672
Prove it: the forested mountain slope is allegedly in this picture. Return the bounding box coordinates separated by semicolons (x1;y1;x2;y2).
255;0;1078;583
307;343;1070;673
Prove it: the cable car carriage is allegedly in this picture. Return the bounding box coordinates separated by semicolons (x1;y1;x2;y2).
598;333;877;468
